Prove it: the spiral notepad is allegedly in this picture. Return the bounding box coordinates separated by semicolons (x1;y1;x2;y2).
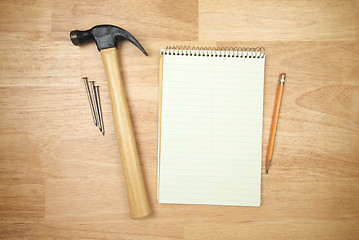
158;46;265;206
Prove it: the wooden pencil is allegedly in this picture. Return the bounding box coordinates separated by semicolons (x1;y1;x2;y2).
265;73;286;174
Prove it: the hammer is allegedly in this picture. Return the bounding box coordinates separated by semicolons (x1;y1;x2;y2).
70;25;151;219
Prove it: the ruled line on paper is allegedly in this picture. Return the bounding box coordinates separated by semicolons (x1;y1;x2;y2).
158;50;265;206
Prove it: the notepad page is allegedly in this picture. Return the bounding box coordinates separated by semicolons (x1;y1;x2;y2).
158;51;265;206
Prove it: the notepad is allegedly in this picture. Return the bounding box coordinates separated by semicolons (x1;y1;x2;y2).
158;47;265;206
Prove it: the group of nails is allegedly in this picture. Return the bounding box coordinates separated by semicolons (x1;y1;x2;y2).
83;77;105;136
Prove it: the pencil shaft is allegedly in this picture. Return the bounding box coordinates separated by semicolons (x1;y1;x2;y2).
266;85;284;160
265;75;285;173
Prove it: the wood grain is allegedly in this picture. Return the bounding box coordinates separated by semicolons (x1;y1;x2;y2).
0;0;358;239
199;0;359;41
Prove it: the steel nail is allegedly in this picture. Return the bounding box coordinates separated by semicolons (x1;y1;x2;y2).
83;77;97;126
94;86;105;136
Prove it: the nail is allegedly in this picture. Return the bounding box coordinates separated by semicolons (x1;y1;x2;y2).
83;77;97;126
94;86;105;136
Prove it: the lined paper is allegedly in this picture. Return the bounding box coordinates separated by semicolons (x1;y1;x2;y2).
158;50;265;206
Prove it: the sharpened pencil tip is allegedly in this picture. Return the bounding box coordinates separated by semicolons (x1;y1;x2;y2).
266;169;269;174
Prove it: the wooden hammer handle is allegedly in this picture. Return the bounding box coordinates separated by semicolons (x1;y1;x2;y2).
100;48;151;219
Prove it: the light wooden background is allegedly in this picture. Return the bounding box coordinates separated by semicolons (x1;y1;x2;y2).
1;0;358;239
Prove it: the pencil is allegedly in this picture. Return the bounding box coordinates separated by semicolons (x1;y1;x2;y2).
265;73;286;174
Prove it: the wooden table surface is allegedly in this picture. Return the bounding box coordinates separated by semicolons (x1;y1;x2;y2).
1;1;358;239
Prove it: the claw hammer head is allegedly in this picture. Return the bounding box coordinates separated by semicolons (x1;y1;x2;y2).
70;24;148;55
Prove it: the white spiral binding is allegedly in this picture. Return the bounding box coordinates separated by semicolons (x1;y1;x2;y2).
160;46;265;58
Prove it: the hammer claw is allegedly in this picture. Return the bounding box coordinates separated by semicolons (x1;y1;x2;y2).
118;29;148;56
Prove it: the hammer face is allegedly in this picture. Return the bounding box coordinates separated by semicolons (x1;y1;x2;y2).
70;30;94;46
